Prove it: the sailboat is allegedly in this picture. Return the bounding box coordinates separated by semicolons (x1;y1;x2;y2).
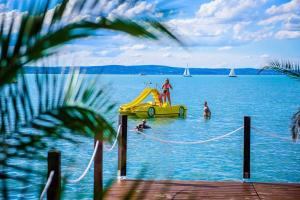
228;68;237;77
183;65;192;77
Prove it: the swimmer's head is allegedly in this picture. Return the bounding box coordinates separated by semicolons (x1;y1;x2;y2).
142;119;146;123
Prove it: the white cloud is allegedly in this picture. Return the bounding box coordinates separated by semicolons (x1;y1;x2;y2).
258;13;299;26
108;1;155;19
167;0;271;46
258;0;300;39
120;44;147;51
163;52;172;57
218;46;233;51
98;50;110;56
168;0;300;45
260;54;270;59
131;53;142;57
266;0;300;15
168;18;232;46
197;0;266;22
275;30;300;39
133;59;141;64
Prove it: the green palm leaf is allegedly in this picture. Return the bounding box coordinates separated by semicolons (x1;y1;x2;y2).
291;109;300;141
260;60;300;140
260;60;300;78
0;69;116;196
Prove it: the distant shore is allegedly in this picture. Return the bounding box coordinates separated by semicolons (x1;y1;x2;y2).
24;65;280;75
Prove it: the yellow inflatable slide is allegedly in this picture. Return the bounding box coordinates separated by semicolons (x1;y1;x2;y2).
119;87;187;118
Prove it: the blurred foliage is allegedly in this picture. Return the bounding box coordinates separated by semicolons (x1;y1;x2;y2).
291;110;300;141
0;0;181;198
261;60;300;79
261;60;300;140
0;69;117;198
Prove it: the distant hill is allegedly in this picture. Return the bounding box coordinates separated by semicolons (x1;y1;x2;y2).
24;65;279;75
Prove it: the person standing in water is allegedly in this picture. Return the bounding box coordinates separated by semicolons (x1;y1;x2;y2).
162;78;173;105
203;101;211;119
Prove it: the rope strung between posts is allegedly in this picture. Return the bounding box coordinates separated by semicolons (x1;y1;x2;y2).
104;124;121;151
39;170;55;200
252;127;293;142
66;125;120;183
66;140;99;183
136;126;243;144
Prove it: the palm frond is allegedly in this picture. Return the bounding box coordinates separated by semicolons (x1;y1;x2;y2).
260;60;300;78
291;109;300;141
0;69;116;195
1;68;116;137
260;60;300;140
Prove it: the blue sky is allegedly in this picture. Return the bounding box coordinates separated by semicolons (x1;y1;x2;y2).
0;0;299;68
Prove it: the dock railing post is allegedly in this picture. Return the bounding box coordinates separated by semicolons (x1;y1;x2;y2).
243;116;251;179
118;115;128;179
94;133;103;200
47;150;61;200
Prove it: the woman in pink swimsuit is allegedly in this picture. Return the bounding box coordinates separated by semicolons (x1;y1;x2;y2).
162;78;173;105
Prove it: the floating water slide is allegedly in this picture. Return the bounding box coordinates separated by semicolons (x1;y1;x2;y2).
121;88;160;110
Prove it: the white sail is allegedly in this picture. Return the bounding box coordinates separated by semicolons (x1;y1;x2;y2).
228;68;237;77
183;65;192;77
186;68;191;76
183;68;187;76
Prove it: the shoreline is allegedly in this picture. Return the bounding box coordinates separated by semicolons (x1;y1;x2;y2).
23;66;280;75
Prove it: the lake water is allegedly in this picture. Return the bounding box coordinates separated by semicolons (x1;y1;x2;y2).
6;75;300;199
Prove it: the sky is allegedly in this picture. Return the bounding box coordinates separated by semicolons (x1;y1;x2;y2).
0;0;300;68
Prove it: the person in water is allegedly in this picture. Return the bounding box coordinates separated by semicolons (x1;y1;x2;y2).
203;101;211;119
136;119;151;131
162;78;173;105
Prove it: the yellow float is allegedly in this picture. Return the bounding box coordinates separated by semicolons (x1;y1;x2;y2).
119;87;187;118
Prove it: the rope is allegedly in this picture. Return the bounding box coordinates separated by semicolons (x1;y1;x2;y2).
40;170;55;200
136;126;243;144
252;127;293;142
104;125;121;151
67;140;99;183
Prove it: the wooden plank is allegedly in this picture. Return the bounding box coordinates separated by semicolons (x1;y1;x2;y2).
104;180;300;200
253;183;300;200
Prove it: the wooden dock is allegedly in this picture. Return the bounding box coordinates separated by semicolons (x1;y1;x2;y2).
104;180;300;200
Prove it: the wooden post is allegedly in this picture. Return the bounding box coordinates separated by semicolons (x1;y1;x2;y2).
94;135;103;200
243;116;251;179
118;115;128;178
47;150;61;200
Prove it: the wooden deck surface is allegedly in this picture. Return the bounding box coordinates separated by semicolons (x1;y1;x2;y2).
104;180;300;200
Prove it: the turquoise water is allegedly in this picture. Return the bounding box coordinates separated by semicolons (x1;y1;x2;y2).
6;75;300;199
